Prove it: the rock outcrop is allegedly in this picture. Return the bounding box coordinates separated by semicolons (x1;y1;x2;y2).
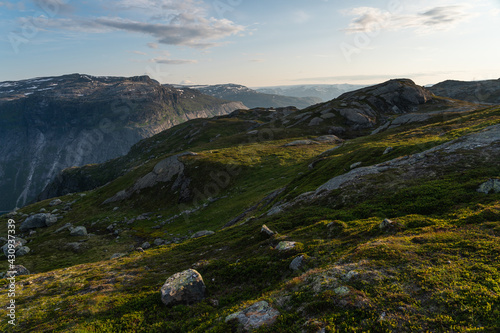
19;213;57;231
160;269;206;306
225;301;280;331
430;79;500;104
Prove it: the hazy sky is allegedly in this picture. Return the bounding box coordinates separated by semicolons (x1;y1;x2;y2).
1;0;499;87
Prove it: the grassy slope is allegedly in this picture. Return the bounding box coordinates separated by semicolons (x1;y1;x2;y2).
0;105;499;332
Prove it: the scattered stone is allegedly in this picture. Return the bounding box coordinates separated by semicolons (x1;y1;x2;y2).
113;207;120;211
383;146;394;155
154;238;164;246
308;117;324;126
261;225;275;237
477;179;500;194
54;223;74;234
70;226;88;237
141;242;151;249
283;140;319;147
2;239;24;257
40;208;46;212
135;247;145;252
334;286;350;296
247;130;259;135
6;265;30;277
315;135;343;143
110;253;126;259
19;213;58;232
275;241;297;251
65;242;83;253
15;246;30;257
49;199;62;206
51;209;59;214
160;269;206;306
350;162;362;169
289;255;305;271
225;301;280;332
379;218;398;230
191;230;215;239
343;270;360;281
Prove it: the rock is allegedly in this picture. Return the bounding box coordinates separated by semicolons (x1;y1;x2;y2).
247;130;259;135
135;247;145;252
66;242;83;253
70;226;88;236
314;135;343;143
275;241;296;251
261;225;275;237
225;301;280;331
15;246;30;257
110;253;126;259
113;206;120;211
308;117;324;126
54;223;74;233
283;140;319;147
2;239;24;257
19;213;58;231
289;255;305;271
51;209;59;214
160;269;206;306
40;208;46;212
141;242;151;249
334;286;350;296
379;218;397;230
5;265;30;277
477;179;500;194
383;146;394;155
191;230;215;239
154;238;164;246
350;162;362;169
49;199;62;206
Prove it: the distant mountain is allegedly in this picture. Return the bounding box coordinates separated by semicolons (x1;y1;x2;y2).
429;78;500;104
178;83;322;109
256;84;367;102
0;73;245;211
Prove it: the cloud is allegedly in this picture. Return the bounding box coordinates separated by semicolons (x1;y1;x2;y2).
31;0;75;15
130;50;147;55
249;59;265;63
147;42;159;48
343;5;474;34
151;57;198;64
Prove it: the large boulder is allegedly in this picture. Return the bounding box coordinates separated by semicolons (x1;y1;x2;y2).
191;230;215;239
225;301;280;331
69;226;87;236
160;269;206;306
19;213;57;231
6;265;30;277
2;237;27;257
477;179;500;194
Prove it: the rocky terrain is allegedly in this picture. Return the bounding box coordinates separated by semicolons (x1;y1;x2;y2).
0;79;499;332
430;78;500;104
0;74;245;212
179;83;322;109
256;83;367;102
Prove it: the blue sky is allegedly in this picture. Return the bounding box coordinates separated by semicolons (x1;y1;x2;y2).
0;0;499;86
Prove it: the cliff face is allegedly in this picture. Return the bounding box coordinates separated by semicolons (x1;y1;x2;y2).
0;74;245;211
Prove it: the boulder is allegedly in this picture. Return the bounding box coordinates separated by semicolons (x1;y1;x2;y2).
6;265;30;277
383;147;394;155
70;226;87;236
54;223;74;233
154;238;164;246
19;213;57;231
191;230;215;239
350;162;362;169
2;238;26;257
283;140;319;147
289;255;305;271
225;301;280;331
261;225;275;237
379;218;397;230
160;269;206;306
275;241;296;251
16;246;30;257
314;135;343;143
308;117;324;126
141;242;151;249
49;199;62;206
110;253;126;259
477;179;500;194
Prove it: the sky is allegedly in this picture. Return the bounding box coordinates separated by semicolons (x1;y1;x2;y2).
0;0;499;87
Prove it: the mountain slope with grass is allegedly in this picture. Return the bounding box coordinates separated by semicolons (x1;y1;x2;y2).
0;74;245;212
1;79;499;332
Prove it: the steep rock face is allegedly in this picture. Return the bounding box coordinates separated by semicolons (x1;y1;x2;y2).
429;79;500;104
0;74;244;211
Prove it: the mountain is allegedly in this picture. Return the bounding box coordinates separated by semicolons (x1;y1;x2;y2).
179;83;322;109
429;78;500;104
0;74;245;212
256;83;367;102
2;79;499;332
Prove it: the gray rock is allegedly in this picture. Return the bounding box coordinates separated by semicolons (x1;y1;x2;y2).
70;226;87;236
379;218;396;230
19;213;58;231
15;246;30;257
261;225;275;237
314;135;343;143
225;301;280;331
308;117;324;126
110;253;126;259
141;242;151;249
334;286;350;296
113;206;120;211
191;230;215;239
66;242;83;253
477;179;500;194
276;241;297;251
154;238;164;246
6;265;30;277
54;223;74;233
289;255;305;271
383;146;394;155
160;269;206;306
350;162;362;169
49;199;62;206
2;239;25;257
283;140;319;147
